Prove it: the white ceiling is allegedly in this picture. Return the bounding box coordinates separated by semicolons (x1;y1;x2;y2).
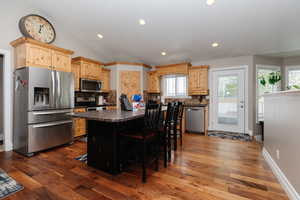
26;0;300;65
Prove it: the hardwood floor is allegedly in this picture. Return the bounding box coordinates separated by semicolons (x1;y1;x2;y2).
0;134;288;200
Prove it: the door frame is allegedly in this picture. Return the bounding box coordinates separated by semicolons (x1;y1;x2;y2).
209;65;249;134
0;49;13;151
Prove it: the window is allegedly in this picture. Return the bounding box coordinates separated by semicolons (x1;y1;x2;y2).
256;65;281;122
286;66;300;90
163;75;187;97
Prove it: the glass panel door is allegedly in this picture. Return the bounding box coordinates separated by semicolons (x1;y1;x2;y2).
217;75;238;125
212;69;245;133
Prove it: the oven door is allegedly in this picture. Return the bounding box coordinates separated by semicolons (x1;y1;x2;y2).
80;79;102;92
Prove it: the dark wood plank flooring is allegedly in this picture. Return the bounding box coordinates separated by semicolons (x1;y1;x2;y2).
0;134;288;200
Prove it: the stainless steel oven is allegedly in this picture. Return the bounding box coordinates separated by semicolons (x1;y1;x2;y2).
80;79;102;93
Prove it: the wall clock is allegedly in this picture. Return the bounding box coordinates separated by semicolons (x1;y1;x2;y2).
19;14;56;44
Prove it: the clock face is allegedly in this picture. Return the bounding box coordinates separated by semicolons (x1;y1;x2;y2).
19;15;56;44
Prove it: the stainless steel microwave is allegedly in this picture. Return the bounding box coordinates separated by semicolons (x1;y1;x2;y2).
80;79;102;93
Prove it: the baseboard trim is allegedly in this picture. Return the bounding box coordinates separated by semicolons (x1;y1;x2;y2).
262;147;300;200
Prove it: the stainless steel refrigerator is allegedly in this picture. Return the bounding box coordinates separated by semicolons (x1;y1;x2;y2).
13;67;74;156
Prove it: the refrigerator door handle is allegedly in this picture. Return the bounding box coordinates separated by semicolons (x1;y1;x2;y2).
51;70;56;107
56;72;61;107
32;109;73;115
32;120;72;128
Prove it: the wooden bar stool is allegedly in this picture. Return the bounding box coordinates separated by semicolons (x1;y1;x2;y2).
120;103;162;183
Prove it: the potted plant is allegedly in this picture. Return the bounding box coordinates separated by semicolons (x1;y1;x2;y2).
258;71;281;92
268;72;281;92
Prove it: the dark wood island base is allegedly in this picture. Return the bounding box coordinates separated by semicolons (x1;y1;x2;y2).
72;110;146;175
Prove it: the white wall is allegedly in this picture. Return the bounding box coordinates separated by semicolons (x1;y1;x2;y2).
192;56;254;134
264;92;300;198
283;56;300;66
0;1;100;60
0;55;3;140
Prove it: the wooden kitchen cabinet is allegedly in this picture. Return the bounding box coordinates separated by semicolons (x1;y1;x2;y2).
101;68;111;92
10;37;74;71
73;108;87;138
81;62;101;80
52;50;72;72
25;44;52;69
106;106;117;110
71;57;103;91
147;71;160;93
71;62;81;91
188;66;209;95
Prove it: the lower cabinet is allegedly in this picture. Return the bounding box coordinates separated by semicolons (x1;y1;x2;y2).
106;106;117;110
73;108;87;138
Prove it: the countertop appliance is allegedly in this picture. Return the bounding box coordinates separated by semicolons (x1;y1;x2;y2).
80;78;102;93
96;95;104;105
13;67;74;156
185;107;204;133
119;94;132;111
75;96;105;111
75;96;96;107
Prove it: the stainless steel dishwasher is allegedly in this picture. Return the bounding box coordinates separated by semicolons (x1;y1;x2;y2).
185;107;205;133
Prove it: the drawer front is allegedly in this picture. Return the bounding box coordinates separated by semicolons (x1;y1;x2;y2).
74;108;86;113
28;120;73;153
28;109;72;124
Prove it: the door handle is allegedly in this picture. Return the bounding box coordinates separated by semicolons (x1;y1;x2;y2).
56;72;61;106
32;120;72;128
32;109;72;115
51;71;55;105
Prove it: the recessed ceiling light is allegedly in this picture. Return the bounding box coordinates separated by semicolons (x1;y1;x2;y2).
161;52;167;56
212;42;219;47
139;19;146;25
97;34;103;39
206;0;215;6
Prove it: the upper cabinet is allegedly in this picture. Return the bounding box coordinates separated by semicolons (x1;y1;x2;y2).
188;66;209;95
10;37;74;72
81;62;102;80
147;71;160;93
52;50;72;72
71;62;81;91
156;63;191;77
71;57;110;92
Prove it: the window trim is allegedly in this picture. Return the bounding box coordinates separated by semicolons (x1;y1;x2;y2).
162;74;189;98
285;65;300;90
255;65;281;123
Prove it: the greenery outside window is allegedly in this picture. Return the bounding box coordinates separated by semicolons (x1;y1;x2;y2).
256;65;281;122
286;66;300;90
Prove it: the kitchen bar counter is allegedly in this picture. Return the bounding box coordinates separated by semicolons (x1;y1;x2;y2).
72;109;145;122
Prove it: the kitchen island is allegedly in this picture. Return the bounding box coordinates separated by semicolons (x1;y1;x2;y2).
72;110;145;174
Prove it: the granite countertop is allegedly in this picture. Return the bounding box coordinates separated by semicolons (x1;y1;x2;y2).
71;109;145;123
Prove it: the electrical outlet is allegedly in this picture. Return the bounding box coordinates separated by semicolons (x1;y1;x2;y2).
276;149;280;160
